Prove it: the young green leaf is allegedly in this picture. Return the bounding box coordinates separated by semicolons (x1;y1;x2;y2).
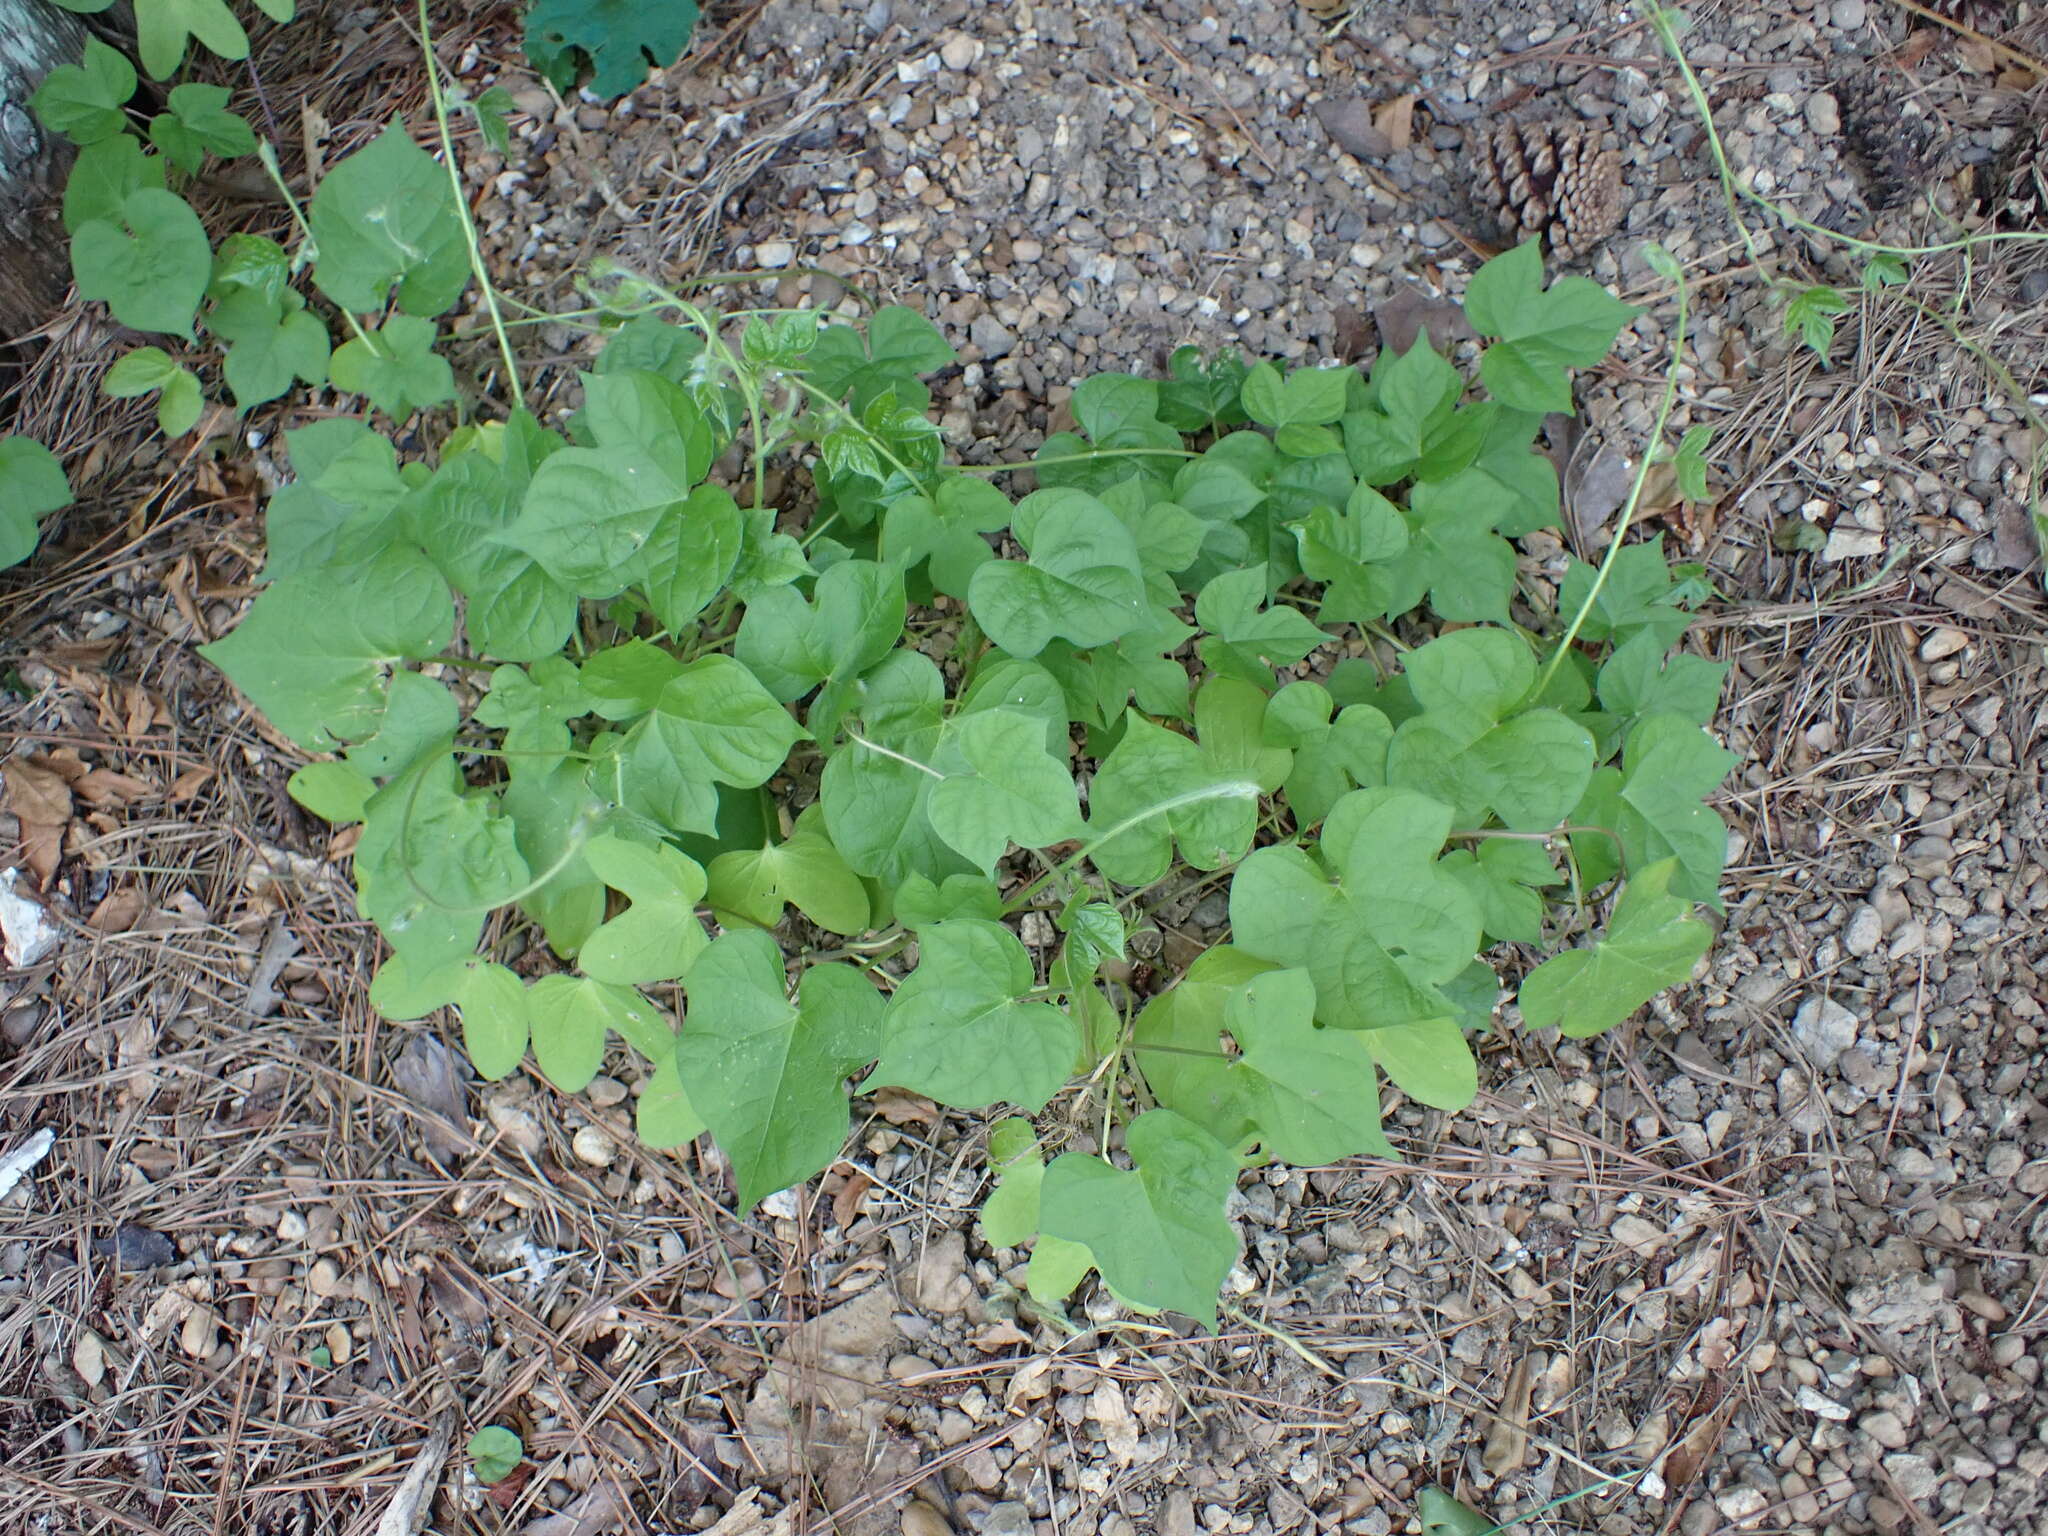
309;121;469;317
629;654;808;788
873;919;1078;1111
61;135;166;235
624;485;745;632
1263;681;1391;828
1086;679;1288;886
149;83;256;171
1608;714;1736;905
1463;241;1638;415
707;804;870;934
1517;857;1709;1037
637;1052;707;1147
735;558;905;715
200;554;456;748
577;834;710;985
524;0;701;99
1136;953;1396;1166
881;475;1012;599
457;960;531;1080
218;298;331;411
493;448;677;592
1039;1109;1238;1328
468;1426;524;1484
524;973;667;1092
1595;632;1726;726
1417;1487;1496;1536
966;488;1148;657
580;368;715;495
0;436;72;570
72;188;211;336
1194;565;1331;688
101;345;203;438
29;36;136;145
676;930;882;1207
925;708;1085;873
330;315;456;421
893;872;1004;928
979;1118;1102;1306
135;0;250;78
807;304;955;410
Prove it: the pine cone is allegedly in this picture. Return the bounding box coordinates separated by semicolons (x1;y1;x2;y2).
1915;0;2014;32
1471;122;1624;262
1834;71;1938;212
1979;112;2048;230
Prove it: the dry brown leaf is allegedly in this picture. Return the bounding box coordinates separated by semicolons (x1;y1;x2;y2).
73;767;155;806
871;1086;940;1127
169;765;215;802
1957;35;1996;71
830;1166;872;1229
1658;1397;1735;1489
88;887;147;934
1373;93;1416;152
1891;28;1943;67
5;758;75;883
1481;1356;1533;1475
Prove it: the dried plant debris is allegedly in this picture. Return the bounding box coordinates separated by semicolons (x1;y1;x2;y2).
1978;110;2048;230
1913;0;2016;33
1471;120;1625;261
1834;69;1940;212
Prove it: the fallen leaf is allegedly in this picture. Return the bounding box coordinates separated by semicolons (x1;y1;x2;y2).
87;886;147;934
1481;1356;1533;1475
1372;288;1474;356
391;1033;471;1165
4;757;74;882
830;1167;872;1229
169;765;215;801
871;1087;940;1127
1373;93;1417;152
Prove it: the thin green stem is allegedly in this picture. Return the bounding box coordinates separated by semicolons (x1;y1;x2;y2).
1003;781;1262;916
255;141;374;347
844;730;944;780
1535;258;1691;700
415;0;524;411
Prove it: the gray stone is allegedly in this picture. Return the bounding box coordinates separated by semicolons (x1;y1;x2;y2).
1791;994;1859;1067
1843;904;1883;957
1806;93;1840;137
983;1502;1032;1536
970;314;1016;359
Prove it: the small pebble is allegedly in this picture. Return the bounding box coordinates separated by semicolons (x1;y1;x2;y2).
572;1126;616;1167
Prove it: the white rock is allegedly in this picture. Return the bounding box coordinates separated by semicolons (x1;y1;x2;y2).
1919;627;1969;662
1791;994;1858;1067
572;1126;616;1167
1612;1215;1666;1256
1842;904;1883;958
939;34;979;70
1796;1385;1851;1420
1821;527;1884;562
755;240;794;269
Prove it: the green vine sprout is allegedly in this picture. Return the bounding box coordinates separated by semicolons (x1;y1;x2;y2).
28;5;1738;1326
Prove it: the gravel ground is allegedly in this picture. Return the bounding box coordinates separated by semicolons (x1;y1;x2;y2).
2;2;2046;1535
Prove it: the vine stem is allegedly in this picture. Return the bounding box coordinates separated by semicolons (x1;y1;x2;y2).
254;142;374;349
1648;2;2048;262
1533;249;1691;702
842;729;944;779
1003;780;1262;916
414;0;525;413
